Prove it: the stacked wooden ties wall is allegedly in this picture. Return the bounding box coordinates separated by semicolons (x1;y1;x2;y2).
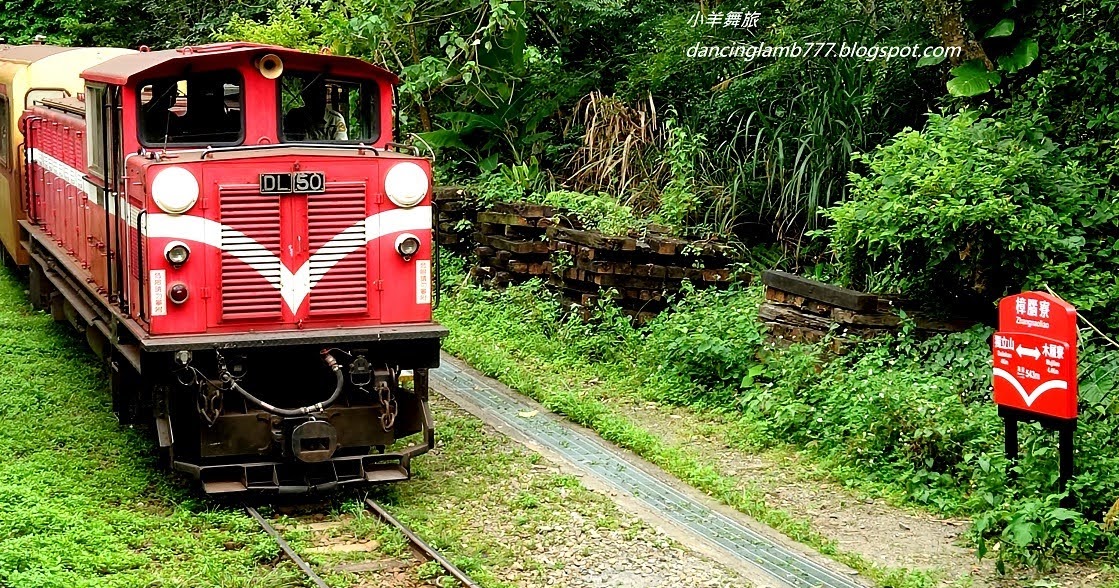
432;186;477;255
759;270;975;342
456;196;746;322
547;225;738;323
470;202;553;287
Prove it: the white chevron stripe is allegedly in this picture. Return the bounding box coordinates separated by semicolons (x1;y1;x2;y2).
146;206;431;312
993;367;1068;407
28;148;92;195
26;145;432;314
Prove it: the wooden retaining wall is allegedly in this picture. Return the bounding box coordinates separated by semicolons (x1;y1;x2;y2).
759;270;976;342
470;202;554;287
546;226;739;322
432;186;477;256
431;189;977;332
460;199;743;322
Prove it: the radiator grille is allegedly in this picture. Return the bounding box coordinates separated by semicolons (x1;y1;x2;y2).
307;182;368;315
220;185;283;320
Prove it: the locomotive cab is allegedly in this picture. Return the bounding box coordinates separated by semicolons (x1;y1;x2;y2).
18;43;446;493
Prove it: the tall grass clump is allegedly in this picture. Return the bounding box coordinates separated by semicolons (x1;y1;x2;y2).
706;56;888;242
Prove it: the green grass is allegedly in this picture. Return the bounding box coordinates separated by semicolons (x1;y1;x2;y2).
0;266;305;587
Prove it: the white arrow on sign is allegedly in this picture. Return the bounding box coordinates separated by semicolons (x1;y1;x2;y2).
1016;345;1041;360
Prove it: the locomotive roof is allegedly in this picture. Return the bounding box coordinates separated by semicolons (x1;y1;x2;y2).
81;42;400;86
0;44;73;64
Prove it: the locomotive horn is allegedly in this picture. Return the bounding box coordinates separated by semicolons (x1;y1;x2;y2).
255;54;284;79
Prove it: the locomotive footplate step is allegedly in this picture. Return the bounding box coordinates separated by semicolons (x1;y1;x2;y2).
431;353;867;588
177;454;413;494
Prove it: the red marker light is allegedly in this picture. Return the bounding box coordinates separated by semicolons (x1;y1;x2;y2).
168;283;189;304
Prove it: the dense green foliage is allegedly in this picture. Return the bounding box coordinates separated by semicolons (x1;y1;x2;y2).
823;111;1119;321
0;0;266;47
226;0;583;169
1001;0;1119;181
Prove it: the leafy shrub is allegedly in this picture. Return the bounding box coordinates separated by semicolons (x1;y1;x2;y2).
822;111;1119;322
653;117;704;231
223;0;331;51
541;190;645;236
470;159;548;207
560;290;643;365
971;491;1113;573
640;285;769;406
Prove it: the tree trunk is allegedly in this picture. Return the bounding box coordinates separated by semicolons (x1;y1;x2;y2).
924;0;992;67
408;26;433;132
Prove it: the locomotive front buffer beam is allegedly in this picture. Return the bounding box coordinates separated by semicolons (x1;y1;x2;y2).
152;338;441;495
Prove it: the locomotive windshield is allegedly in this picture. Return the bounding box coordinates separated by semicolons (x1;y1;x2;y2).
279;72;378;143
138;70;244;146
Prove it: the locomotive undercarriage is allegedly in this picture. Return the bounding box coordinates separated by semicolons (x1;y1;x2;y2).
159;344;437;494
22;221;443;494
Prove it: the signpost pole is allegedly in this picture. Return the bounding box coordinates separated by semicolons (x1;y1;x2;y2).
1059;420;1076;507
1003;414;1018;481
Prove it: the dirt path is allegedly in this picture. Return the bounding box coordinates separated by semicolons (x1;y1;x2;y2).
610;398;1113;587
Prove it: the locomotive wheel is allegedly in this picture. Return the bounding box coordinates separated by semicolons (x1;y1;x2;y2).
110;358;140;426
27;258;52;310
0;245;12;270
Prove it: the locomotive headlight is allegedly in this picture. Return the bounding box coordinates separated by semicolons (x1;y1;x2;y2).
384;162;428;208
164;241;191;267
151;166;200;215
395;233;421;260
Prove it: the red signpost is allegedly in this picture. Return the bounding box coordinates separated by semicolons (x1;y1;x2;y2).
993;291;1078;419
992;291;1078;503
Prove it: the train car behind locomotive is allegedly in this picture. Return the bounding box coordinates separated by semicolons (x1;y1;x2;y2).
0;42;447;493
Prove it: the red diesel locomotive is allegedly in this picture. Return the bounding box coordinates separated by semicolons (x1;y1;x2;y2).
1;42;446;493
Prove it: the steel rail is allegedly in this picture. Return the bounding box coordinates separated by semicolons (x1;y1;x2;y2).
363;498;482;588
245;505;332;588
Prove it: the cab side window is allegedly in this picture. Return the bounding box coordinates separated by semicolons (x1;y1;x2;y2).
85;86;106;179
279;73;377;143
138;71;243;146
26;89;67;108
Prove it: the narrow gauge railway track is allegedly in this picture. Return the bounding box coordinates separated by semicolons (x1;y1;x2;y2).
245;499;481;588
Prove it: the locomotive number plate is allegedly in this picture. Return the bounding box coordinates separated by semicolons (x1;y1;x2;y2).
259;172;326;194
